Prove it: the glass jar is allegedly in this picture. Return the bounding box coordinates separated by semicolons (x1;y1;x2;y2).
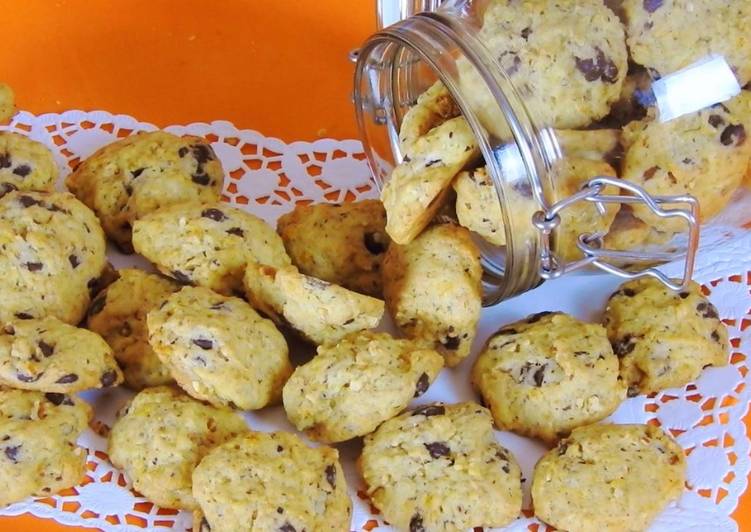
354;0;751;305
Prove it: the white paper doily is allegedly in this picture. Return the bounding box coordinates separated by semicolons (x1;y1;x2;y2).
0;110;749;532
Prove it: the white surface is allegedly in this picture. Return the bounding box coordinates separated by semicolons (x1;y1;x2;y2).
0;110;748;531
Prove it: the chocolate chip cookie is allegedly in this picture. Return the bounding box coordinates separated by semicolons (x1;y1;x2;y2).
108;386;247;510
244;264;384;346
382;223;482;367
360;402;522;531
399;80;461;152
133;201;291;295
147;286;292;410
86;269;179;390
0;387;92;506
0;132;57;196
603;278;728;395
192;431;351;532
66;130;224;252
277;200;389;297
0;190;107;325
472;312;625;443
532;423;685;532
282;330;444;443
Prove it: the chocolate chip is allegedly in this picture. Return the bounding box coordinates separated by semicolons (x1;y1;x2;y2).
533;365;546;387
12;165;31;177
88;294;107;317
500;52;521;75
512;180;533;198
16;372;41;383
679;291;690;299
643;0;663;12
412;404;445;417
192;144;215;164
613;335;636;357
410;514;425;532
711;330;721;342
558;442;568;456
45;393;73;406
201;208;227;222
38;341;54;358
575;56;600;82
597;48;619;84
363;232;387;254
4;445;20;463
425;159;442;168
708;114;725;128
193;338;213;350
527;311;553;324
696;301;719;319
0;153;10;168
276;508;283;514
68;254;80;269
47;203;67;214
25;262;43;272
14;313;33;320
100;370;118;387
178;147;189;157
441;335;460;350
414;373;430;398
627;385;640;397
643;166;659;180
720;124;746;147
277;445;284;452
325;464;336;488
56;373;78;384
278;523;296;532
192;173;210;186
424;442;451;459
18;195;40;208
131;167;145;178
226;227;244;237
0;182;18;197
520;27;532;40
171;270;192;285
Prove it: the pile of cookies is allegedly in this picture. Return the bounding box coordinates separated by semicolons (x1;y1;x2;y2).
382;0;751;261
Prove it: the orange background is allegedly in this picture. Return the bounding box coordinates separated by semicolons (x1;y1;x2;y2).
0;0;748;530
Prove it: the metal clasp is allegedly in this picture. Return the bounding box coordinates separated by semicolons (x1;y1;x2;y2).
532;176;700;291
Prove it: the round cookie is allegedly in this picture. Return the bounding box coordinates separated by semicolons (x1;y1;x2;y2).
65;130;224;252
621;96;751;232
108;386;247;510
133;201;291;295
86;269;179;390
398;80;461;152
622;0;751;85
472;311;625;443
0;317;122;393
0;132;57;195
360;402;522;531
192;431;351;532
532;423;686;532
0;387;92;507
0;83;14;122
603;278;728;395
383;223;482;367
475;0;628;129
283;331;444;443
0;190;107;325
147;286;292;410
277;199;389;297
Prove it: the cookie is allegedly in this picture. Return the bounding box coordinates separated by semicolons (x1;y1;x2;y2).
147;286;292;410
0;190;107;325
283;331;444;443
359;402;522;531
86;269;179;390
475;0;628;129
108;386;247;510
532;423;686;532
0;132;57;195
399;81;461;152
381;116;479;245
65;130;224;252
0;83;14;122
622;0;751;85
452;166;506;246
244;264;384;346
621;96;751;232
0;317;122;393
0;387;92;507
192;431;351;532
276;200;389;297
603;278;728;395
382;223;482;367
472;312;625;443
596;66;654;127
133;201;290;295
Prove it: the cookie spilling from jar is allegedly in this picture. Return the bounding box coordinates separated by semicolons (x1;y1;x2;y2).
380;0;751;263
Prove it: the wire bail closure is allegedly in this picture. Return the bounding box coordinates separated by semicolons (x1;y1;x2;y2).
532;176;700;291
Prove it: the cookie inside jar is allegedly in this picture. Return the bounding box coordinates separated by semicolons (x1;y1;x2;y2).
355;0;751;304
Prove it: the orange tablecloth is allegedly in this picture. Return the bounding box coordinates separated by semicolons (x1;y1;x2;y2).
0;1;748;530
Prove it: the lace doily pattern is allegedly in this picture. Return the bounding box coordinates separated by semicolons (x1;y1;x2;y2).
0;110;748;532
